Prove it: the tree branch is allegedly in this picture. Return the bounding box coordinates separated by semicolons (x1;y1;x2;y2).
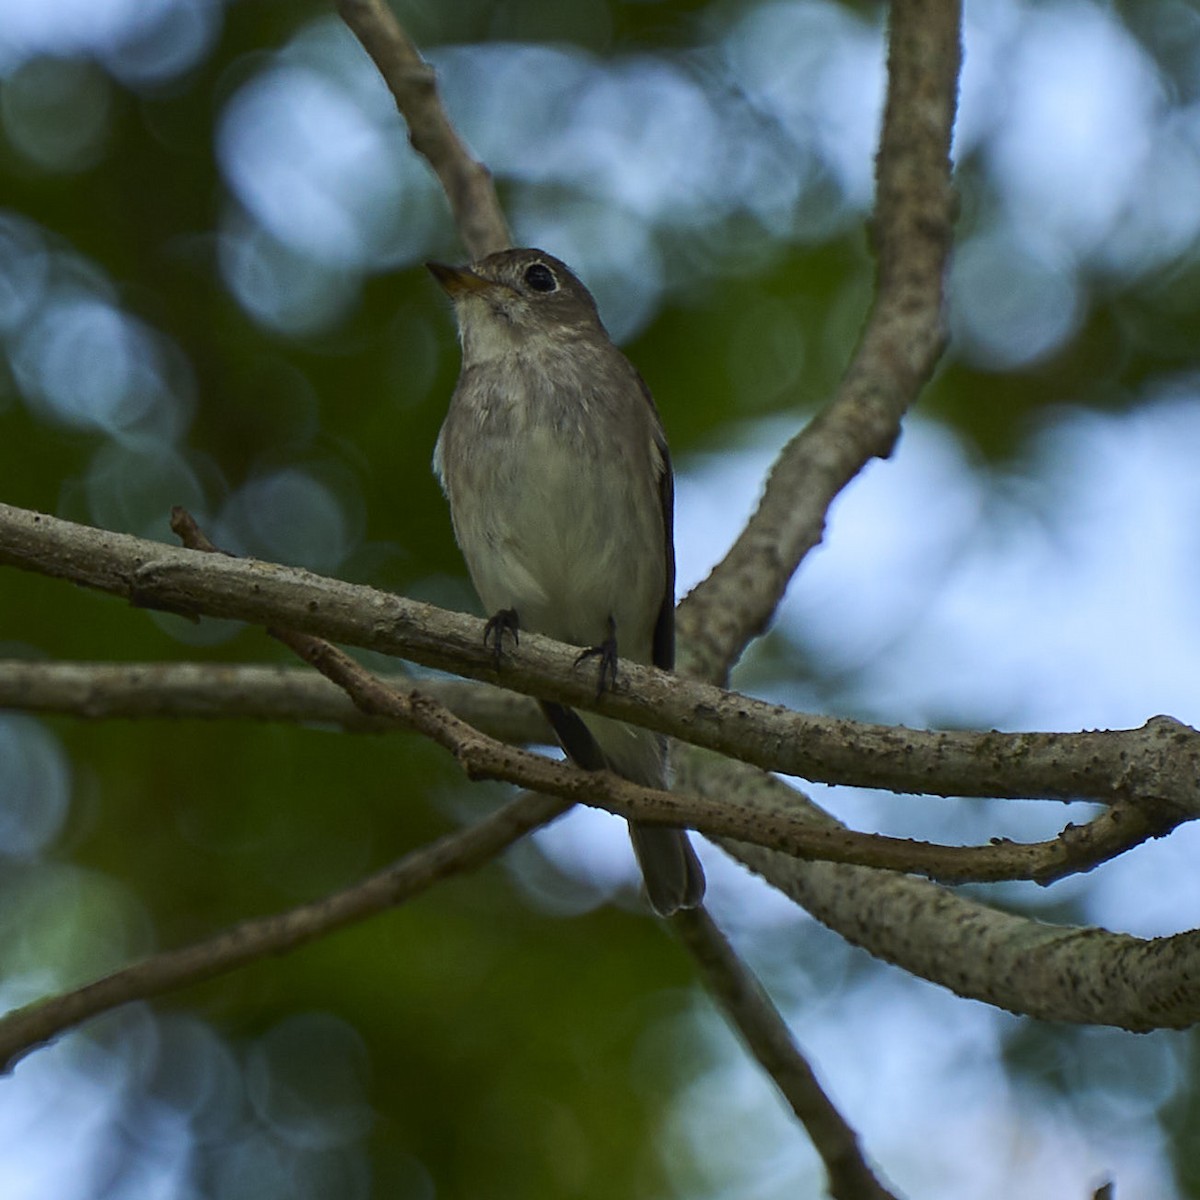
161;507;1144;891
683;754;1200;1032
243;481;908;1198
2;648;1169;888
3;503;1199;822
673;907;902;1200
0;659;546;742
0;788;566;1072
337;0;511;258
676;0;961;684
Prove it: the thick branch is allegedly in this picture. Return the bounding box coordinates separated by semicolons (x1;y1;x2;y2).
676;0;961;683
161;508;1137;889
338;0;511;257
682;755;1200;1032
3;505;1199;821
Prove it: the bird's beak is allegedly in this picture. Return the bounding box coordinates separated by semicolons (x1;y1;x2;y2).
426;262;491;296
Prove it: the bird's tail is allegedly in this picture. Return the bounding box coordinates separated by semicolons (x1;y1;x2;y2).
627;821;707;917
540;701;706;916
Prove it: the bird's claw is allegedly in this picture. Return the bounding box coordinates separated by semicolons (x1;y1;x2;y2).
484;608;520;662
575;616;619;697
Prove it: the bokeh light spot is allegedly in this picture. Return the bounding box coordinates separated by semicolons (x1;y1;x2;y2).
219;466;360;573
950;232;1083;369
245;1013;374;1151
0;57;111;172
0;715;70;860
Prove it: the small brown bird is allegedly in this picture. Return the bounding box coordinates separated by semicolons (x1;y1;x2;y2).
429;248;705;915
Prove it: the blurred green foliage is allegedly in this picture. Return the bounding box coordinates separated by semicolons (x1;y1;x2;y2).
4;0;1200;1197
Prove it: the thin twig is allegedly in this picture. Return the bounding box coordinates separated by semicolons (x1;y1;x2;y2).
0;789;566;1072
338;0;511;258
673;907;902;1200
4;649;1176;889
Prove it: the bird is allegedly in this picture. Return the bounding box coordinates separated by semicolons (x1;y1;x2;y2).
428;247;705;916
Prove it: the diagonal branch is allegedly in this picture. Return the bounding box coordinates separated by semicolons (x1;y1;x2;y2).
674;906;902;1200
3;503;1199;821
676;0;961;684
0;788;566;1072
683;754;1200;1032
337;0;511;258
160;511;1152;926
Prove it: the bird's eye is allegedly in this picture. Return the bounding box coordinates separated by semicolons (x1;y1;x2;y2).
523;263;557;293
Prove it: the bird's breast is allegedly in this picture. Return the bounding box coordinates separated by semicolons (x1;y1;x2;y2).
438;385;664;658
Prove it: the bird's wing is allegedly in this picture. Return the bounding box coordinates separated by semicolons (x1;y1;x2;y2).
637;372;675;674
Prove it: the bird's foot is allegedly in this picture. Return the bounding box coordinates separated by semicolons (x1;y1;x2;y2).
483;608;520;662
575;616;619;697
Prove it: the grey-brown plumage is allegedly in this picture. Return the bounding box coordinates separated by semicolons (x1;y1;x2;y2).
428;247;705;915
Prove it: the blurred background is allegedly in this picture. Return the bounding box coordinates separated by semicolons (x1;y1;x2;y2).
1;0;1199;1196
